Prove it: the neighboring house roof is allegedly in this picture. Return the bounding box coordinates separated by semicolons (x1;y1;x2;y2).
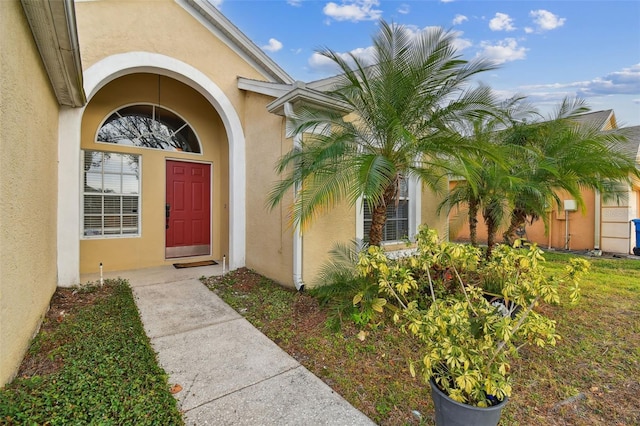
180;0;294;85
612;125;640;164
20;0;86;107
573;109;617;131
306;73;346;92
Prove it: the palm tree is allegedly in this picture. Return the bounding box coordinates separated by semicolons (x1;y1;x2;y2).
268;21;497;246
501;98;640;244
438;96;536;250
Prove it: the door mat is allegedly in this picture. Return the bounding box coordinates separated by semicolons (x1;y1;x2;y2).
173;260;218;269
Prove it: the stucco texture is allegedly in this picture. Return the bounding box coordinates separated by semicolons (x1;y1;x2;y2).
75;0;265;115
244;91;295;286
80;74;229;273
73;0;275;274
449;185;601;252
0;0;60;386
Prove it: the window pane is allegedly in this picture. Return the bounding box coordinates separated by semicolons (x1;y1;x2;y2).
122;216;138;234
103;196;121;214
84;216;102;236
103;154;122;174
83;150;140;238
85;173;102;193
122;155;140;175
122;175;139;194
398;200;409;218
399;178;408;197
103;216;122;234
84;195;102;215
84;151;102;172
122;196;138;214
103;174;121;193
97;105;200;153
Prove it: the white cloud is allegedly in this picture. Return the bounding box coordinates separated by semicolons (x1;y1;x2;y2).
287;0;302;5
262;38;283;52
453;37;473;52
529;10;566;32
308;46;377;74
478;38;527;64
398;3;410;15
489;13;516;31
307;26;475;75
578;64;640;96
323;0;382;22
440;0;455;3
452;14;468;25
520;64;640;96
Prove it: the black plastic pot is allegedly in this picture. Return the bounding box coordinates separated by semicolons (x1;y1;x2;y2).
430;379;507;426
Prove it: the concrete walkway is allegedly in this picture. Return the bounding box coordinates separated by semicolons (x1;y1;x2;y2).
81;265;374;426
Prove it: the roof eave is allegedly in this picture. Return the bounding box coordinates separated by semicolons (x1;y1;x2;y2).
21;0;86;107
237;78;292;98
266;85;352;117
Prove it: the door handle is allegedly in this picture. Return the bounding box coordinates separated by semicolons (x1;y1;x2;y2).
165;203;170;229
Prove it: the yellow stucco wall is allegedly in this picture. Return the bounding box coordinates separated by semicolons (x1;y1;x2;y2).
80;74;229;273
73;0;273;274
421;185;449;239
244;91;295;286
450;184;599;252
0;0;60;386
75;0;265;119
302;202;356;288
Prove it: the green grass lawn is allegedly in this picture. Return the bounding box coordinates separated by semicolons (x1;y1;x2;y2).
0;280;183;425
2;253;637;425
204;252;640;426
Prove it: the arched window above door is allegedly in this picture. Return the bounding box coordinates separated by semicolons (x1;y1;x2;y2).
97;104;201;153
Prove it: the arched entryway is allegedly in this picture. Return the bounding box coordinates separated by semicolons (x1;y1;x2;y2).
57;53;246;286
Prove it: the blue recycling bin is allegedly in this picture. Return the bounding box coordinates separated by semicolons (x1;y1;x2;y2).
632;219;640;255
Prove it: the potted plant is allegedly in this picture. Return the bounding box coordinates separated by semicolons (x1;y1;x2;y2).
357;227;589;426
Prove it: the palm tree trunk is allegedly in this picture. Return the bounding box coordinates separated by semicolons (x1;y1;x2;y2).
486;217;497;259
503;208;527;245
368;184;397;247
369;203;387;247
468;198;479;246
483;202;499;259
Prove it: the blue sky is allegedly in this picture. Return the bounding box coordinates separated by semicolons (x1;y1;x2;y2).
213;1;640;126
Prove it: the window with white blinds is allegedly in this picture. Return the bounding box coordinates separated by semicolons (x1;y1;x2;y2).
83;151;140;237
363;178;409;243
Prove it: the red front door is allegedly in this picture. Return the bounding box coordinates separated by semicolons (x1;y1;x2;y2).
165;160;211;258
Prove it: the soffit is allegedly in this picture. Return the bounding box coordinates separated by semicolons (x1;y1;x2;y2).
21;0;86;107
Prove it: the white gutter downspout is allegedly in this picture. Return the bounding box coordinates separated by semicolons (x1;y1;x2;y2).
284;102;305;291
594;190;601;250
